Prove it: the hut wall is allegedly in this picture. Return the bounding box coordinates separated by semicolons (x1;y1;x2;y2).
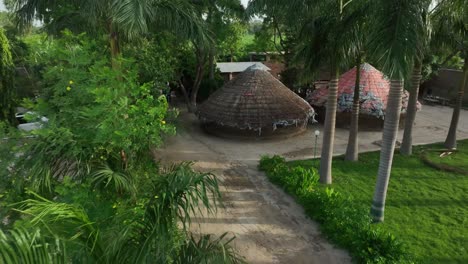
202;122;308;140
314;107;406;131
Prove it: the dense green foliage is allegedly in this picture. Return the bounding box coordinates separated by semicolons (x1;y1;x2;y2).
0;28;16;124
259;156;412;264
287;141;468;264
0;32;244;263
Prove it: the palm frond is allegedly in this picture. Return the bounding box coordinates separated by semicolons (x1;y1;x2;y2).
111;0;155;39
91;163;135;194
154;162;222;228
174;233;246;264
14;192;104;259
0;228;66;264
367;0;425;79
131;162;222;262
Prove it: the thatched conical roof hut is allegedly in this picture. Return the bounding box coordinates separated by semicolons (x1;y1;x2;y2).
198;65;315;138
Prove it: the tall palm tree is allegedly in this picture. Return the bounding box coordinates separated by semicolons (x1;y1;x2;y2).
345;54;363;161
300;0;369;183
400;2;432;155
400;60;423;155
249;0;369;183
368;0;424;222
433;0;468;150
345;15;368;162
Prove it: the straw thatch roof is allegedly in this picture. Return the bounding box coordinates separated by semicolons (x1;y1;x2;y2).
308;63;421;119
198;65;315;135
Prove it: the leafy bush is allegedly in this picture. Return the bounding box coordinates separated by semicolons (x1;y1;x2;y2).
259;155;413;264
0;31;244;263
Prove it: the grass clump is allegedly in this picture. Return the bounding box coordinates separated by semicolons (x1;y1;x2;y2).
259;155;412;264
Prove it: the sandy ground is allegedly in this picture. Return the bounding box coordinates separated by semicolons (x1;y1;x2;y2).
153;105;468;264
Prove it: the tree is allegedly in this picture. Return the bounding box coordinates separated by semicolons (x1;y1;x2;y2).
369;0;424;222
0;32;244;263
344;10;369;162
0;28;15;125
400;1;432;155
0;165;245;263
248;0;369;183
297;0;368;183
400;60;423;155
432;0;467;150
13;0;208;63
345;54;363;161
187;0;244;111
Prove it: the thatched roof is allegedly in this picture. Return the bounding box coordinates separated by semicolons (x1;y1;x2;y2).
308;63;421;119
198;65;315;132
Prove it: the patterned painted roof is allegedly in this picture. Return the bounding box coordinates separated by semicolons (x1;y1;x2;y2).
307;63;421;118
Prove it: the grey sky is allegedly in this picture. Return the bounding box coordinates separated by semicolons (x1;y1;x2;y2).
241;0;249;7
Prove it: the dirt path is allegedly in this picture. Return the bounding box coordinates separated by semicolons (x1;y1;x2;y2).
154;105;468;263
154;112;351;264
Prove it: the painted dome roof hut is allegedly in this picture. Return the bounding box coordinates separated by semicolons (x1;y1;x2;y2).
198;64;315;139
307;63;421;130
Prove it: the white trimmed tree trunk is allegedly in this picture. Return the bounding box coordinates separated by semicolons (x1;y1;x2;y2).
319;70;339;184
400;61;423;155
444;59;468;149
371;79;404;222
345;59;362;161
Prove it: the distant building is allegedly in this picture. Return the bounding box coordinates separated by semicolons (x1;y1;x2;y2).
421;68;466;104
216;62;270;82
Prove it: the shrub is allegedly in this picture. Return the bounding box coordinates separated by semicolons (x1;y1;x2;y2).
0;31;244;263
259;155;413;264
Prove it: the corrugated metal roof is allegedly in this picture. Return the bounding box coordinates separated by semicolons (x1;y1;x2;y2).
216;62;270;73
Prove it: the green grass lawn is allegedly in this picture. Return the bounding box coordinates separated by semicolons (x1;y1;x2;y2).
424;140;468;172
290;140;468;264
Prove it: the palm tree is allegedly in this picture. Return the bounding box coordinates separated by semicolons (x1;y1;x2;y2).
400;2;431;155
13;0;208;61
187;0;245;111
432;0;468;150
249;0;369;183
345;54;363;161
345;16;368;162
299;0;369;183
0;28;16;125
400;60;423;155
368;0;425;222
0;164;245;263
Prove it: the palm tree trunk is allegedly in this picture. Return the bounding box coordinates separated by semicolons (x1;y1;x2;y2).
190;55;205;112
400;61;423;155
319;68;339;184
345;57;362;161
444;58;468;149
208;47;216;80
371;79;404;222
107;21;121;70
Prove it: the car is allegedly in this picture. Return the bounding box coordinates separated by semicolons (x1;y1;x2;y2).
15;111;48;132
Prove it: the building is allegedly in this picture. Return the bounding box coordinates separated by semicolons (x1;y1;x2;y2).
216;62;270;82
198;64;315;139
308;63;421;130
